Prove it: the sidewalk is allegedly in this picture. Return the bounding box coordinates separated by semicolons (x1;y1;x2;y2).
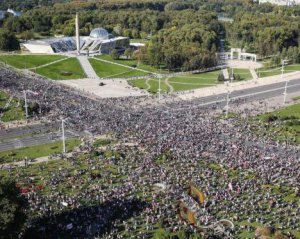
77;56;99;79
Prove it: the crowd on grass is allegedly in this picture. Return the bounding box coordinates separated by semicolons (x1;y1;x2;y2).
0;65;299;239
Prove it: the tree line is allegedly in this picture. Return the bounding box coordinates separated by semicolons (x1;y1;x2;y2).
1;0;300;69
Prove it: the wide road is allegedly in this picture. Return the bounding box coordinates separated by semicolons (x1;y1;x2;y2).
0;122;60;141
0;79;299;152
0;131;77;152
167;78;300;110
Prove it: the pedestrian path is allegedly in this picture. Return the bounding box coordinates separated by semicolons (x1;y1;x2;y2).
222;69;229;80
250;68;258;79
28;57;70;70
77;56;99;79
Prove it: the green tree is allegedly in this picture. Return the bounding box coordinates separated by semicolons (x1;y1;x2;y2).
20;30;34;41
110;49;119;60
0;178;28;239
124;48;133;59
0;30;20;51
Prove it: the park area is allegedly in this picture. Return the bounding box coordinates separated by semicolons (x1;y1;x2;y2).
128;68;253;94
0;54;66;69
35;58;86;80
89;58;149;79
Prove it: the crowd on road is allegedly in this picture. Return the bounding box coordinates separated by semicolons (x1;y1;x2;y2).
0;66;299;238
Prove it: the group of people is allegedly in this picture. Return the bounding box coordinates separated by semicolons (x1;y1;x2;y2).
0;65;299;238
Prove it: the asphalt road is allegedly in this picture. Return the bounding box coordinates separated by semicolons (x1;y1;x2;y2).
0;122;60;141
0;131;77;152
0;78;299;153
166;78;300;110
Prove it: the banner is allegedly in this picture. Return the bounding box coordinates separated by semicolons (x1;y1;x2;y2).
177;201;196;225
188;184;205;205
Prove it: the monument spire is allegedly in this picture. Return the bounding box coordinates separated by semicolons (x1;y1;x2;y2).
75;13;80;55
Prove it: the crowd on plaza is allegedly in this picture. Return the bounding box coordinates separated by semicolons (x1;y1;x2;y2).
0;65;299;238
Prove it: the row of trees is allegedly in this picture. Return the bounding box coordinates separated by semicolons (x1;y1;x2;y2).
226;12;300;57
144;21;220;70
1;0;300;69
270;46;300;66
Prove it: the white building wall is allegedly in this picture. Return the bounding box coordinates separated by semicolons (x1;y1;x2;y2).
259;0;300;5
23;44;54;54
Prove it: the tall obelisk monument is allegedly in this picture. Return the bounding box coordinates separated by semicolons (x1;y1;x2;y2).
75;13;80;55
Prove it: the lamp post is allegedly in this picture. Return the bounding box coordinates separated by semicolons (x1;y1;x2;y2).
225;90;230;119
230;68;234;83
62;119;66;154
283;80;289;105
281;59;289;104
158;75;161;102
23;90;29;120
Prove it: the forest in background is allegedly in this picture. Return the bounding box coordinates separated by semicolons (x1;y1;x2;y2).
1;0;300;70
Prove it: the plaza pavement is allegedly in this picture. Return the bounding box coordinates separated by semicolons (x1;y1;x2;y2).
58;77;148;98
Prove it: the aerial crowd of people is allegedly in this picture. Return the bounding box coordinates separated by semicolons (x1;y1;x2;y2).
0;65;299;238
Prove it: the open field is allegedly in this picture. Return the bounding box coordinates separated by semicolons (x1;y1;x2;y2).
0;138;81;164
0;54;66;69
89;58;148;78
95;55;167;73
0;91;24;122
35;58;86;80
257;64;300;78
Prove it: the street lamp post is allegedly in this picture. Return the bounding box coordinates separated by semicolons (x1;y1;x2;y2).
283;80;289;105
281;61;284;79
62;119;66;154
226;90;230;118
23;90;29;119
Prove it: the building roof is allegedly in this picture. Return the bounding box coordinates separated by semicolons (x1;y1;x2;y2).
90;28;109;40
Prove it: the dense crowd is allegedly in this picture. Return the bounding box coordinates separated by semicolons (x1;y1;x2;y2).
0;65;299;238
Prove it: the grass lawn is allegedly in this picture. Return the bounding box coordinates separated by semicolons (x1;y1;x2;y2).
169;70;222;92
292;96;300;101
128;79;149;91
257;64;300;78
148;79;170;93
0;138;81;164
128;78;170;93
89;58;148;78
35;58;85;80
0;91;24;122
230;68;252;81
0;54;66;69
95;55;167;73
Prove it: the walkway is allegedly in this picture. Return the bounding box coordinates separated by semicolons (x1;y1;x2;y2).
77;56;99;79
250;68;258;79
28;57;70;70
222;69;229;80
165;77;174;93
